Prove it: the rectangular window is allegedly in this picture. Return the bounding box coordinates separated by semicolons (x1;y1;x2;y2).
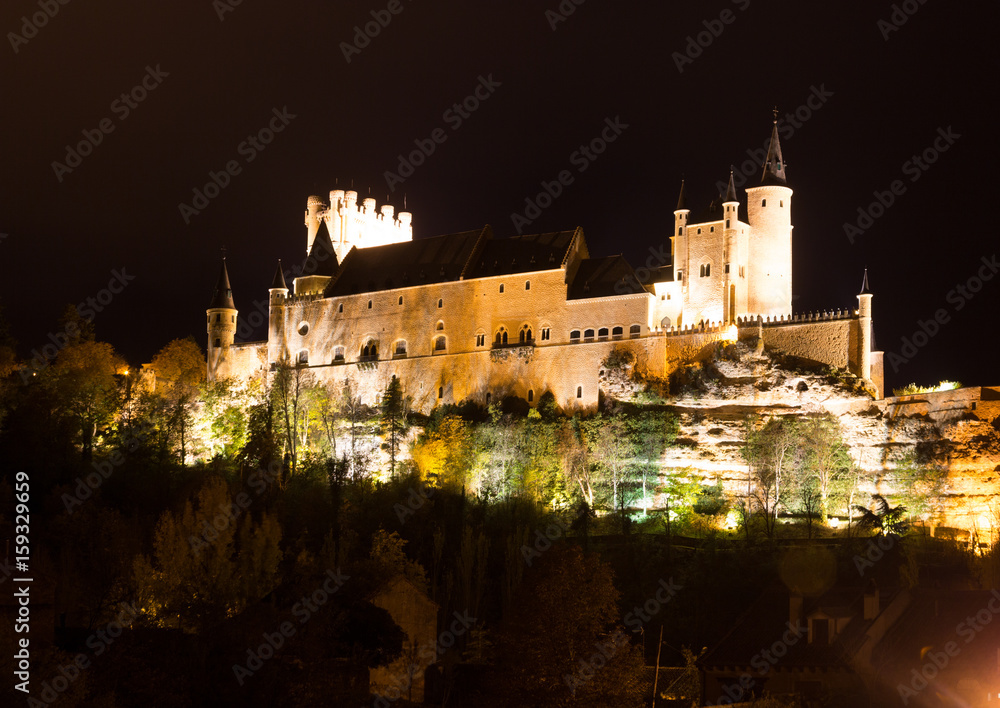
725;263;731;274
725;219;730;228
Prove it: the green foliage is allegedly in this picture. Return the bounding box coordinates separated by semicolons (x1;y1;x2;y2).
853;493;909;537
893;380;962;396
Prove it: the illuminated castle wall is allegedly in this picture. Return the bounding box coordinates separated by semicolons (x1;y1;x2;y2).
206;121;884;410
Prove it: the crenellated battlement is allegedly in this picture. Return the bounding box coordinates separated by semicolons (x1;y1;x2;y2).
305;189;412;260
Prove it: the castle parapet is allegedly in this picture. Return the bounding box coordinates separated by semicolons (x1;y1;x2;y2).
306;188;413;260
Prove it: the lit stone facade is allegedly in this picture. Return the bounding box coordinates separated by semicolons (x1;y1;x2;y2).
206;121;884;409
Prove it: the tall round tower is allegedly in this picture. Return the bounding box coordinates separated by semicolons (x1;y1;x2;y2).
745;114;793;318
857;270;873;384
267;260;288;367
206;257;238;381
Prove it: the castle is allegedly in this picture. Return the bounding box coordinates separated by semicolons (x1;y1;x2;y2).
206;118;884;411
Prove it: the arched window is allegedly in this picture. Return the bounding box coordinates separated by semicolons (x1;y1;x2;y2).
499;283;505;293
525;280;530;291
528;389;534;402
434;336;446;352
394;340;407;357
570;330;581;342
612;326;623;339
398;296;403;305
629;324;641;338
576;386;582;399
584;329;595;341
598;327;609;340
338;303;344;313
436;321;444;331
495;327;508;346
519;325;532;343
361;340;378;361
367;299;373;309
438;386;443;399
437;298;443;308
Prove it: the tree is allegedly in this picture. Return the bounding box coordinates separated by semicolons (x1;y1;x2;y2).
45;339;126;464
132;477;282;631
380;375;407;477
631;410;678;516
272;357;313;477
584;412;634;511
483;543;645;707
743;416;799;537
853;493;909;537
148;337;205;461
798;415;851;522
412;414;473;490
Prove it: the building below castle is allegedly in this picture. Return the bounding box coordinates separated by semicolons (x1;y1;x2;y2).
206;119;884;410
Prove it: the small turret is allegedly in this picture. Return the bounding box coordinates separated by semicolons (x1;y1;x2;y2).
857;269;873;384
304;195;327;256
207;257;238;381
268;260;288;366
672;180;690;285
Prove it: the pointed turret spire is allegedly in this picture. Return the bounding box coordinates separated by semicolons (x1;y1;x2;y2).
675;179;688;211
725;168;738;202
209;257;236;309
859;268;871;295
270;260;288;290
307;220;338;277
760;109;787;186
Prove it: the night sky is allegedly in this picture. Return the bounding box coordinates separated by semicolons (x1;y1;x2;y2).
1;0;994;393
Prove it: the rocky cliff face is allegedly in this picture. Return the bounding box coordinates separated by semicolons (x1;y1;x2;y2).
600;343;1000;542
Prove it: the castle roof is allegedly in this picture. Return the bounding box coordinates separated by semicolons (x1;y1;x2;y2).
859;269;871;295
724;170;738;202
567;255;646;299
760;117;788;187
270;260;287;290
307;220;338;277
675;180;688;211
323;226;581;296
208;259;236;310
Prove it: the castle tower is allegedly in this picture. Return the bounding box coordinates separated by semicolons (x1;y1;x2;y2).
857;269;873;383
207;257;238;381
722;170;741;323
672;180;690;326
745;113;793;318
294;219;339;296
304;195;326;256
268;260;288;366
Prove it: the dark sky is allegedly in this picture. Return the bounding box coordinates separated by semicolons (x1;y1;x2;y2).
1;0;995;393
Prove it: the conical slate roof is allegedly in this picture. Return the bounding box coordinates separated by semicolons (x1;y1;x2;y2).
859;269;871;295
271;260;288;290
209;259;236;309
724;169;738;202
675;180;688;211
307;220;338;277
760;116;788;187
